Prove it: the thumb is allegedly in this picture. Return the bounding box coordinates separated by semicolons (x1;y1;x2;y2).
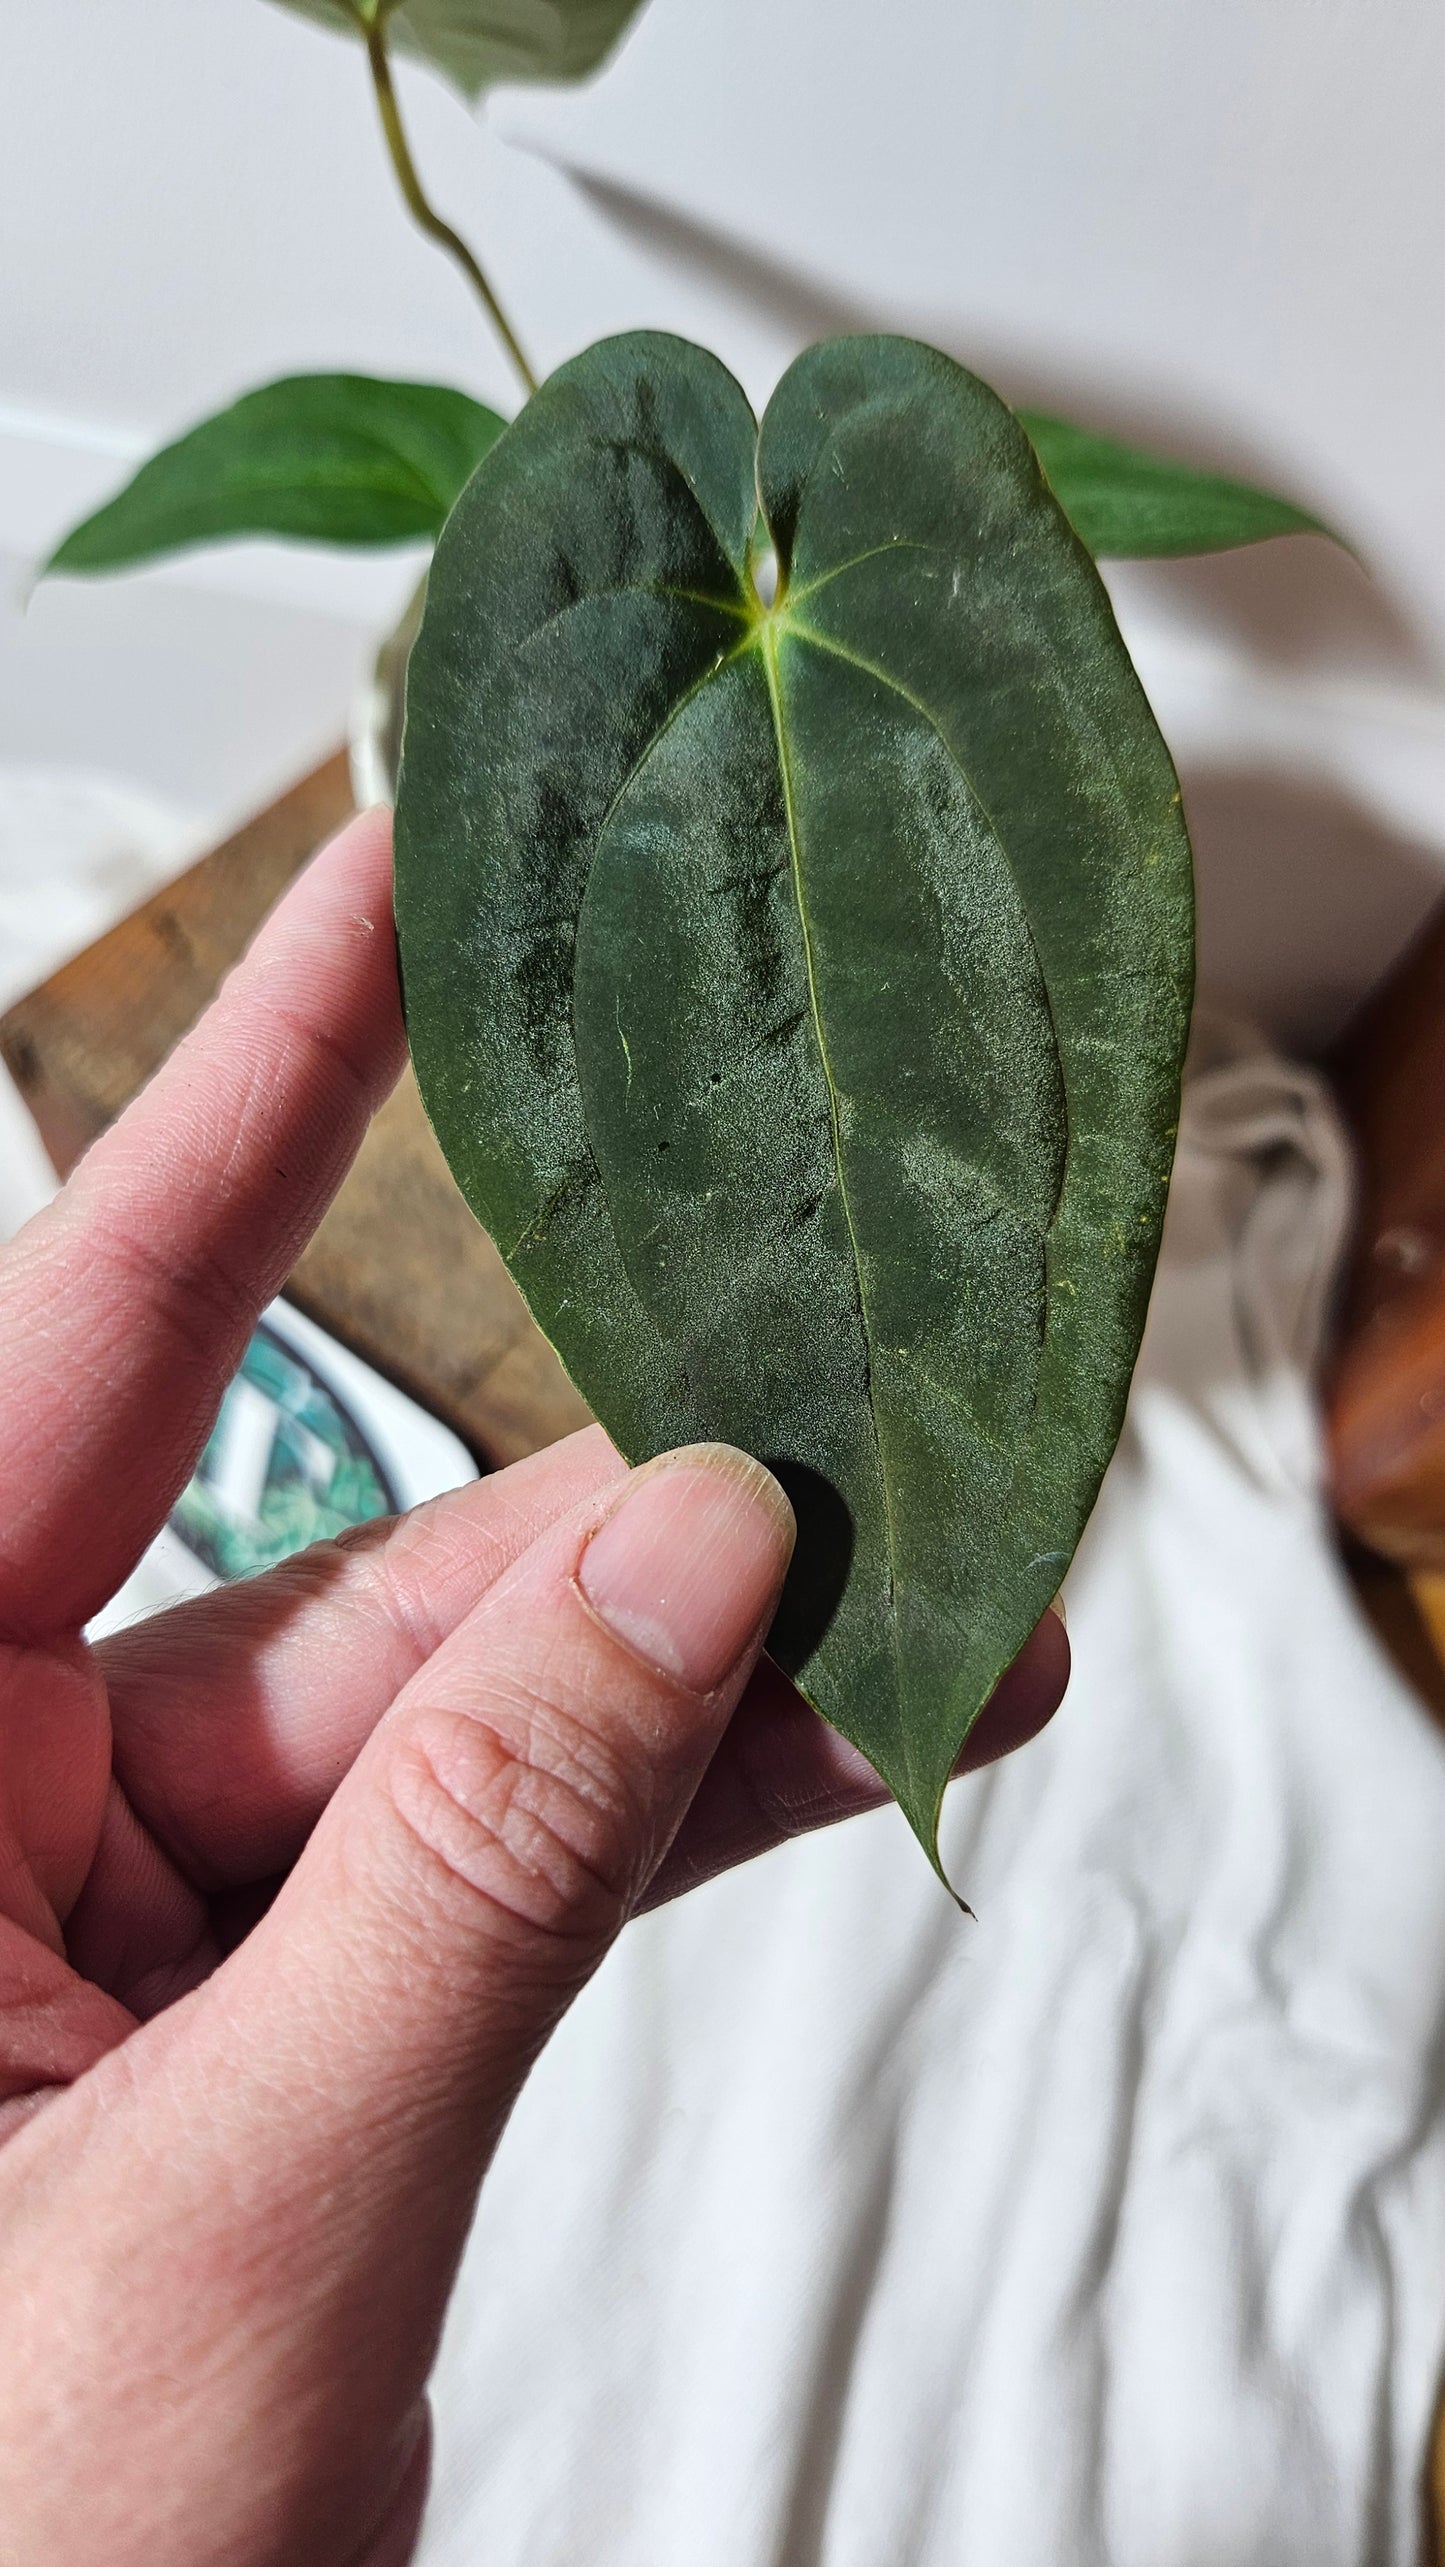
227;1438;797;2116
5;1446;792;2567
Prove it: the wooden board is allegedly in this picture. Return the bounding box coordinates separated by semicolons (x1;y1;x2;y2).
0;752;591;1468
1323;896;1445;2567
1327;894;1445;1570
1325;877;1445;1698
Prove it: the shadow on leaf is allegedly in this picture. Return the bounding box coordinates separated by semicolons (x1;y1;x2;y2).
760;1459;855;1672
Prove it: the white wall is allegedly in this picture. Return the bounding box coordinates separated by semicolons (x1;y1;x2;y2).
5;0;1445;1037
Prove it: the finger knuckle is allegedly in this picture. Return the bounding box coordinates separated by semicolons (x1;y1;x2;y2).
384;1690;646;1948
91;1216;257;1377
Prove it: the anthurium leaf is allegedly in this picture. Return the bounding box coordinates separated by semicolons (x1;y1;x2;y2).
44;375;504;576
1019;409;1330;557
265;0;646;100
394;331;1195;1874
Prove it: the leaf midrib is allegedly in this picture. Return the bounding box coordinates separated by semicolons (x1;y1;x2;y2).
778;607;1075;1588
580;577;1071;1812
757;617;910;1790
123;435;454;517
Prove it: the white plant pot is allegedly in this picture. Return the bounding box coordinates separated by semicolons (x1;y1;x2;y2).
349;570;427;809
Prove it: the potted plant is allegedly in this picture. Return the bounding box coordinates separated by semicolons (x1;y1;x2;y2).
45;0;1337;1879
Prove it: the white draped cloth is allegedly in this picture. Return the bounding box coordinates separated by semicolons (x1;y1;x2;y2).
420;1022;1445;2567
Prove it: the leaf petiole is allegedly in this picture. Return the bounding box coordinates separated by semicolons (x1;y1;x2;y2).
348;2;538;399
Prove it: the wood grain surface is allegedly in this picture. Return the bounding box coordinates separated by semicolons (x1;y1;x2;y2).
1322;892;1445;2567
0;752;591;1467
1327;896;1445;1567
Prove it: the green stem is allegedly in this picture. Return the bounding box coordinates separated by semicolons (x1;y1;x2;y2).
355;6;538;400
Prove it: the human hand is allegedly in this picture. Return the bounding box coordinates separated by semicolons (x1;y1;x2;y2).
0;811;1067;2565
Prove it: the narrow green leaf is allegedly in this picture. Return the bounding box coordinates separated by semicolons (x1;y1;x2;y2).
395;332;1195;1874
265;0;647;100
44;375;504;576
1020;409;1329;557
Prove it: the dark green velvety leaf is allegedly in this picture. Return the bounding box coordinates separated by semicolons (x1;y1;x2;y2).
1020;409;1329;557
266;0;646;100
45;376;503;576
395;332;1195;1872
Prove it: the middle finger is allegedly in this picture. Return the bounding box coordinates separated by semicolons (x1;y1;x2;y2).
100;1426;626;1889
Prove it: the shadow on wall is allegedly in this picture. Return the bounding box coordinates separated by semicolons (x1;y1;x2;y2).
546;160;1437;684
1113;540;1432;686
540;160;1445;1057
1182;770;1445;1056
536;162;1368;569
542;162;1436;638
529;160;891;348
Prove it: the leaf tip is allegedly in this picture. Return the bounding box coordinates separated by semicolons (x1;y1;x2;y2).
899;1773;976;1915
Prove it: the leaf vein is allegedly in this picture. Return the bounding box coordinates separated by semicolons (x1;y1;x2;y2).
758;620;911;1788
783;613;1072;1252
516;584;749;660
589;634;757;854
784;536;947;608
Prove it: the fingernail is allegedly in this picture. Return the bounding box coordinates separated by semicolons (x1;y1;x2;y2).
577;1444;796;1694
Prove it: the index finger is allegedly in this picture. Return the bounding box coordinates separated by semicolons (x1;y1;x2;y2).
0;809;404;1641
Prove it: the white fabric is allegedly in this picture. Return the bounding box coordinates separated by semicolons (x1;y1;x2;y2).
420;1025;1445;2567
